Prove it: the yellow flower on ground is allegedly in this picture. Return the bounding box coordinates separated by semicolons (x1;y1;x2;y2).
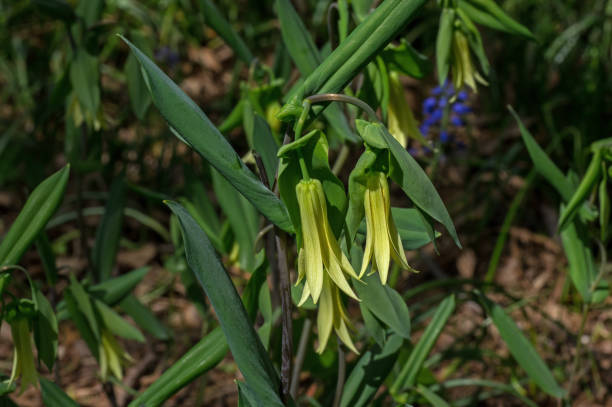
295;178;359;305
9;317;38;394
360;172;418;284
315;274;358;354
99;329;132;381
388;72;426;147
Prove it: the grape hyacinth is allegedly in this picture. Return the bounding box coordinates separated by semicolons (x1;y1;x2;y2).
412;82;470;155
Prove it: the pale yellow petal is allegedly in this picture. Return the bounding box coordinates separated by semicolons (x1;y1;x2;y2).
371;180;390;282
359;188;374;278
316;278;334;354
297;181;323;303
297;281;311;306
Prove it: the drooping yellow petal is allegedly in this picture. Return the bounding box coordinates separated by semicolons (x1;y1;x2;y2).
360;187;375;278
370;177;390;281
297;180;324;303
316;277;334;354
310;179;358;300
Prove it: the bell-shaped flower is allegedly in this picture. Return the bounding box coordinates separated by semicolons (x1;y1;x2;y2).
295;178;359;305
360;172;418;284
315;274;358;354
451;30;487;92
99;329;132;381
8;317;38;394
388;72;425;147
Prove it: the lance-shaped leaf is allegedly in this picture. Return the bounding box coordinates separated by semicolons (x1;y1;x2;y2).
40;377;79;407
0;165;70;266
436;8;455;85
199;0;254;64
120;36;293;233
390;295;455;395
475;292;566;398
128;327;228;407
462;0;534;39
166;201;283;406
340;333;404;407
93;176;126;282
276;0;358;142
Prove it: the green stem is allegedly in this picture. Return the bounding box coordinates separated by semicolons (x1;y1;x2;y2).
306;93;379;122
294;101;312;180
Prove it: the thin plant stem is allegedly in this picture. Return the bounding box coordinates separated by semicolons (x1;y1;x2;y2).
331;144;350;176
332;341;346;407
290;318;312;398
567;303;589;399
276;231;293;402
305;93;380;123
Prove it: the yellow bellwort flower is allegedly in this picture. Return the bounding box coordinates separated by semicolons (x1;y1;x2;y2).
388;72;426;147
99;329;132;381
8;317;38;394
316;274;358;354
360;172;418;284
295;178;359;305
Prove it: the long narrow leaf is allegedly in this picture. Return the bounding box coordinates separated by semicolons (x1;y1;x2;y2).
0;165;70;266
121;37;293;233
477;293;565;398
166;201;283;406
390;295;455;395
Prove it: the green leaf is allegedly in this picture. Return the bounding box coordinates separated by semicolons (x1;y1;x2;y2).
92;177;127;281
119;295;170;341
124;33;152;120
32;0;76;23
340;333;403;407
39;377;80;407
382;40;431;79
212;169;259;272
0;165;70;266
251;114;278;187
359;303;386;347
433;378;537;407
276;0;320;75
558;149;602;231
560;216;599;303
599;167;609;242
436;8;455;85
353;272;411;339
121;36;293;233
416;385;450;407
390;295;455;395
75;0;104;27
199;0;253;63
508;106;572;200
33;288;58;370
89;267;149;305
70;48;100;114
476;293;566;398
64;285;99;359
68;275;100;340
94;299;145;342
35;232;58;285
165;201;283;406
128;328;227;407
346;149;378;241
373;122;460;247
464;0;534;39
275;0;358;142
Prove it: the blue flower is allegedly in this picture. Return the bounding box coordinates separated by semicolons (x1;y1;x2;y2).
440;131;451;143
452;103;471;115
457;90;468;102
423;97;437;114
450;116;463;126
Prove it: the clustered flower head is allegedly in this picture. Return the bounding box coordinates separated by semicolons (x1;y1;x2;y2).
410;82;469;156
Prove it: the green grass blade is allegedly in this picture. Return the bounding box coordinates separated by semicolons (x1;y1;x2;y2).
390;295;455;395
477;293;566;398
